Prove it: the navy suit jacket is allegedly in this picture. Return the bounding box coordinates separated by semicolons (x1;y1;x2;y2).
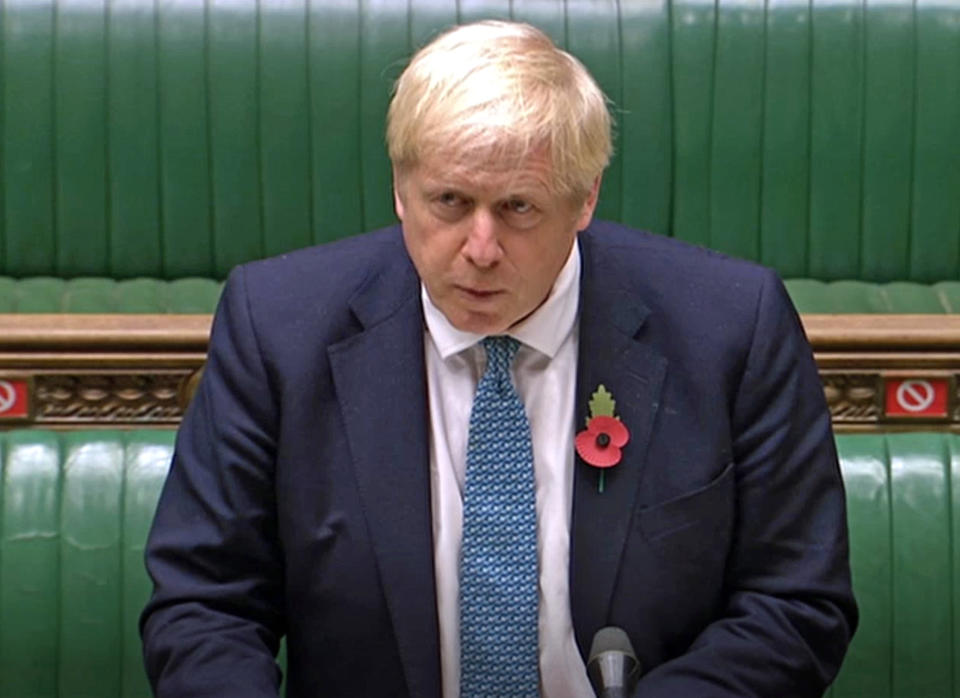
142;221;856;697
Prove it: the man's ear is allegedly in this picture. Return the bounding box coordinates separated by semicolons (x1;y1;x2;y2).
392;168;405;220
575;175;603;231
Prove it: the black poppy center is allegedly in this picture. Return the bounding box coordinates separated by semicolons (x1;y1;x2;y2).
595;433;611;449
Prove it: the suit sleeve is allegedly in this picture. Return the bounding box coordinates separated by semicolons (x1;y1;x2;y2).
636;270;858;697
140;266;284;697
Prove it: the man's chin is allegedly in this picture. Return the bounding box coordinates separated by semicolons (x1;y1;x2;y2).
442;300;546;336
453;318;511;336
445;308;513;336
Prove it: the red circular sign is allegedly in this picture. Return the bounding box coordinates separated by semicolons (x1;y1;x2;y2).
0;380;17;414
895;380;936;413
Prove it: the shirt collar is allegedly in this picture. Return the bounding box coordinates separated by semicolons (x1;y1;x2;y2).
422;240;581;360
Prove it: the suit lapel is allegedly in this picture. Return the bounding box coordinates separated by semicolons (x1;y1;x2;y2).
327;254;441;698
569;233;668;657
325;229;668;685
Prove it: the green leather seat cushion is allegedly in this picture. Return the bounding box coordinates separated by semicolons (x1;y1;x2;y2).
0;277;223;313
785;279;960;313
3;276;960;313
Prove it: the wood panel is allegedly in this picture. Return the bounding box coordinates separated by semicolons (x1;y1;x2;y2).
2;313;960;431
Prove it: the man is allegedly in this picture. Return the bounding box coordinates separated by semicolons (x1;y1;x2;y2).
141;20;857;697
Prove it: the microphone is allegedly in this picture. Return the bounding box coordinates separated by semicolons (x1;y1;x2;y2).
587;627;641;698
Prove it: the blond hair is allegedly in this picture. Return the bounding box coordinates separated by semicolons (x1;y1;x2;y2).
386;20;613;200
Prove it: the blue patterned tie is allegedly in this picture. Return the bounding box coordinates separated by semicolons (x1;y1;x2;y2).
460;336;539;697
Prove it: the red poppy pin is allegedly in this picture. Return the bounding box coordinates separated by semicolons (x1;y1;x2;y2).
575;385;630;493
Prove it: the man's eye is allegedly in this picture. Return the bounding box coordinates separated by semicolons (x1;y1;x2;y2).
507;199;533;214
438;192;463;207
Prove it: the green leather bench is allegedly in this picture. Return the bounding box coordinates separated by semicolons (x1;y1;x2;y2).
2;0;959;295
786;281;960;314
0;279;223;314
5;278;960;314
0;429;957;697
1;3;958;695
0;431;171;698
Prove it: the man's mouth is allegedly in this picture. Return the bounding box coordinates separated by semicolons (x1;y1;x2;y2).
456;285;502;299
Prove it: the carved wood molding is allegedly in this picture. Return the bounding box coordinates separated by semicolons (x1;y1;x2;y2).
3;313;960;430
804;314;960;432
0;315;207;427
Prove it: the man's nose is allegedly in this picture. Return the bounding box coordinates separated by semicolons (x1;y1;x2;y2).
462;209;503;268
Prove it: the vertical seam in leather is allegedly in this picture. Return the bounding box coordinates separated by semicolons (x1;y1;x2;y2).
882;432;894;691
203;0;217;277
707;0;719;249
356;4;366;231
255;0;266;261
757;0;770;265
905;0;919;280
153;0;167;278
104;1;113;276
52;1;61;276
856;0;867;280
616;0;626;224
803;0;813;276
302;0;316;246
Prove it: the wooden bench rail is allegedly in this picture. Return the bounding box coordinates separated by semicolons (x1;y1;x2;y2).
0;315;210;351
802;315;960;431
0;315;208;427
2;314;960;430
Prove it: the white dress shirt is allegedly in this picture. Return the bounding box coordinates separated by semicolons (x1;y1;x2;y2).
422;242;594;698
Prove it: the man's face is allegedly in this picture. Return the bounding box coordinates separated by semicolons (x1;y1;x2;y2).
395;150;600;334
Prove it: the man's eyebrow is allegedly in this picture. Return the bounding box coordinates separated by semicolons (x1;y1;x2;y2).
420;182;466;195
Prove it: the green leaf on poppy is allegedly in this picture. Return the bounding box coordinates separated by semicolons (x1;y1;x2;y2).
588;384;616;421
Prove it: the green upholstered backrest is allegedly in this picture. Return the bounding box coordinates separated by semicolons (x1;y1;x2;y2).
0;430;289;698
2;0;959;282
830;433;960;698
0;430;173;698
1;429;959;696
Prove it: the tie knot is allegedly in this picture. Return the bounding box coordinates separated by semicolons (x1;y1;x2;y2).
482;335;520;376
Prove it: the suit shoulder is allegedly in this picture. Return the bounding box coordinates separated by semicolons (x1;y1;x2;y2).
584;221;769;278
226;226;410;308
239;226;405;291
216;225;417;345
579;221;799;369
582;221;777;300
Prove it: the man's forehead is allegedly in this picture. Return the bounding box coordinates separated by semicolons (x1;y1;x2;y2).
412;146;557;194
